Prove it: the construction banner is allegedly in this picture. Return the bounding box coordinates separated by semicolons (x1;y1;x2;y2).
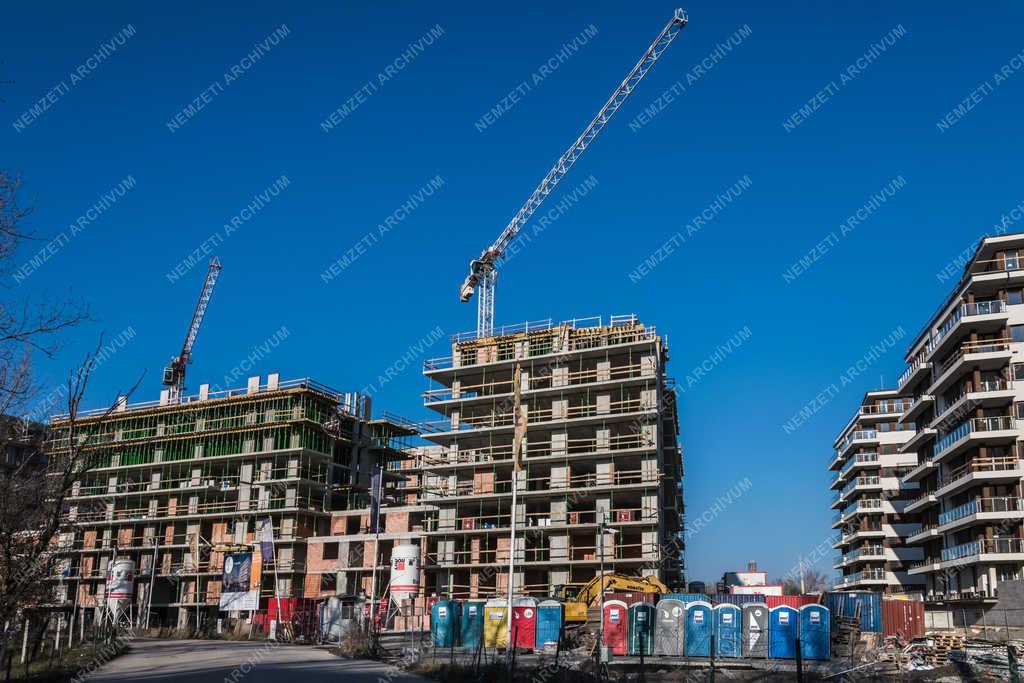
219;552;258;611
369;465;383;533
257;518;275;563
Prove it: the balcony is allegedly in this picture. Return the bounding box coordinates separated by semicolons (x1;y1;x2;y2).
836;430;879;458
903;458;936;484
898;355;932;393
940;538;1024;563
937;497;1024;530
900;395;935;424
859;401;913;422
930;339;1014;395
926;300;1008;361
838;476;882;503
933;416;1018;463
907;524;939;544
931;380;1014;428
899;426;936;454
905;490;938;513
936;456;1024;497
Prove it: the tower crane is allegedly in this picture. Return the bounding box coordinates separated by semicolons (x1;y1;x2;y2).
162;256;222;401
459;9;688;336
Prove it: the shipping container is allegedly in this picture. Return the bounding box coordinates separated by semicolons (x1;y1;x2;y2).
713;593;764;606
824;591;881;633
662;593;706;604
687;581;707;594
765;595;819;609
605;591;657;606
882;598;925;640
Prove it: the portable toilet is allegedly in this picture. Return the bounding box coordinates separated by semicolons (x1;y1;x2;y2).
483;599;508;649
684;601;712;657
431;599;459;647
742;602;769;658
627;602;655;656
800;604;830;660
536;600;563;648
461;601;486;650
602;600;629;656
714;604;741;658
511;597;538;650
654;598;685;656
768;606;798;659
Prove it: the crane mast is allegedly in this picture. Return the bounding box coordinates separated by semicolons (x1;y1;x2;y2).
459;9;688;336
163;256;222;401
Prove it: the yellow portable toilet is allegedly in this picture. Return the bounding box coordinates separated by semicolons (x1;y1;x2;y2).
483;598;508;648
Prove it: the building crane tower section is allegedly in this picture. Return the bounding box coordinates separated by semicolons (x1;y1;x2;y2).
459;9;688;337
162;256;222;401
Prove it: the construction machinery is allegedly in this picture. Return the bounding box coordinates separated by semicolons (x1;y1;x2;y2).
556;573;670;623
162;256;222;401
459;9;688;337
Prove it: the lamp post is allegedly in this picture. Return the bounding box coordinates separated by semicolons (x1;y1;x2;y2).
596;518;619;673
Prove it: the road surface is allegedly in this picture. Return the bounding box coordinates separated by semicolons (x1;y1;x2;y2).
84;638;431;682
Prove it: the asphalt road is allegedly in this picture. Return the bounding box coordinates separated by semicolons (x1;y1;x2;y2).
84;638;431;682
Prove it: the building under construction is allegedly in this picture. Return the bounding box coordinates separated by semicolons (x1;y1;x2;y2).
48;375;414;628
416;314;684;599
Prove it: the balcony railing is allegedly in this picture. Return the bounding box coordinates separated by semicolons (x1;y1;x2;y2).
899;355;928;388
859;402;912;416
935;416;1016;455
838;430;878;454
929;301;1007;352
840;452;879;474
942;456;1022;488
939;497;1024;525
941;537;1024;562
841;475;881;498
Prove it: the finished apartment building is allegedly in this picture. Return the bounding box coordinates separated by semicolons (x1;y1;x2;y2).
896;234;1024;603
830;390;925;592
832;233;1024;603
416;315;685;599
48;374;413;628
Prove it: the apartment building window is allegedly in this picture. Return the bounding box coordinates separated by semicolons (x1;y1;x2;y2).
1009;289;1024;306
323;542;339;560
1014;363;1024;380
1016;402;1024;420
1006;250;1020;270
1013;325;1024;343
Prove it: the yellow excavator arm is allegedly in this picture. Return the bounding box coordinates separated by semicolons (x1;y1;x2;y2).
560;573;668;623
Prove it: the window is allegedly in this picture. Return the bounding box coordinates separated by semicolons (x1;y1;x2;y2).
1017;403;1024;420
1006;250;1020;271
1013;325;1024;343
1014;363;1024;380
323;542;339;560
320;573;337;592
1009;290;1024;306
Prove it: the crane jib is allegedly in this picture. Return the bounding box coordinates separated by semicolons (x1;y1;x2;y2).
459;10;687;337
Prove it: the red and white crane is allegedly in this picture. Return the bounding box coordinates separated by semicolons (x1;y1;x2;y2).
459;9;689;336
163;256;222;401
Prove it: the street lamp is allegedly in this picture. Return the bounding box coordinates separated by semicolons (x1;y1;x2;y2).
596;519;620;671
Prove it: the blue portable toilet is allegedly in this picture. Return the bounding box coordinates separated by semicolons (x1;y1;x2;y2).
536;600;563;648
714;604;741;658
684;601;712;657
800;605;830;660
768;606;798;659
431;599;459;647
461;601;485;649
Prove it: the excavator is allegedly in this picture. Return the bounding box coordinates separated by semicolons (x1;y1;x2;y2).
555;573;670;624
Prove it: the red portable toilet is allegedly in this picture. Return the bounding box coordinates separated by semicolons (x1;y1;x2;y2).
511;598;538;650
603;600;629;656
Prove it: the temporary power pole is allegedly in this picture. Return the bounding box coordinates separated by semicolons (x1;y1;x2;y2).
368;466;383;639
505;364;526;652
798;555;805;594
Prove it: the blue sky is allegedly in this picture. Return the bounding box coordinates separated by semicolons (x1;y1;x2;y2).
4;0;1024;585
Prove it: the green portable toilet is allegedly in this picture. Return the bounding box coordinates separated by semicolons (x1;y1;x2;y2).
431;599;459;647
627;602;655;655
461;601;486;649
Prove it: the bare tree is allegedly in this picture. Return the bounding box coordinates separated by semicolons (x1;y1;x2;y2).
775;569;829;595
0;170;123;659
